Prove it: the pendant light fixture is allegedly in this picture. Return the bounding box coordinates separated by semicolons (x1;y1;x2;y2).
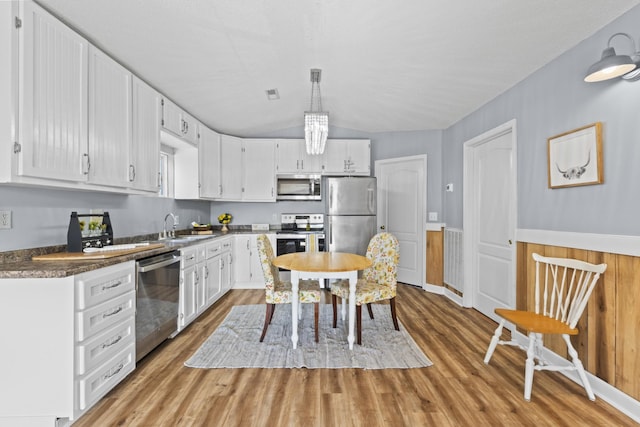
584;32;640;82
304;69;329;155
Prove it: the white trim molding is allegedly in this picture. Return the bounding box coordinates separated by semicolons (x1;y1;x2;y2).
517;229;640;257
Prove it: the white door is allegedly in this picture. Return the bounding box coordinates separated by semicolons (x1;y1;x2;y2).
375;155;427;286
463;120;517;322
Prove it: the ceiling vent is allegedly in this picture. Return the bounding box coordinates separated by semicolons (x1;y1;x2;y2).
265;88;280;100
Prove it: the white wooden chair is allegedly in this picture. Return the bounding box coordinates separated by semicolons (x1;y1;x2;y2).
484;252;607;401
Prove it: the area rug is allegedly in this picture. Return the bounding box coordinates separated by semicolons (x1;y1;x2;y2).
184;304;432;369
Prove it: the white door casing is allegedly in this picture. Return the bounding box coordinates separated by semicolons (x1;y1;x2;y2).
375;155;427;286
463;120;517;323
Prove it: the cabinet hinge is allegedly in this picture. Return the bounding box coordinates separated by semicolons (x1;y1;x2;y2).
14;17;22;29
161;99;164;106
13;142;21;153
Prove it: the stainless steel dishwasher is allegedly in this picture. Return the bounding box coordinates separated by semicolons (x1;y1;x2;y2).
136;250;181;361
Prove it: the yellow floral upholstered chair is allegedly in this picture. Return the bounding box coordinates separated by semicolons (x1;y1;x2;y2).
256;234;322;342
330;232;400;345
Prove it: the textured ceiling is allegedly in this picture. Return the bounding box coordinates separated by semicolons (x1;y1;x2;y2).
37;0;640;136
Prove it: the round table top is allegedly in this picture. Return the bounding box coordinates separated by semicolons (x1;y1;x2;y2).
272;251;372;272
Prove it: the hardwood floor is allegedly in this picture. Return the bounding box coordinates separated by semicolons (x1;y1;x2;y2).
74;285;636;427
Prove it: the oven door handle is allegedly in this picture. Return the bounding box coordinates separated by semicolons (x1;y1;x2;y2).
138;255;180;273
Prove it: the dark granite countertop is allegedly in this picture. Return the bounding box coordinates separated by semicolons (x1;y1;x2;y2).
0;226;278;279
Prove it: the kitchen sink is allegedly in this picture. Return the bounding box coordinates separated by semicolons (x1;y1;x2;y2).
143;234;217;246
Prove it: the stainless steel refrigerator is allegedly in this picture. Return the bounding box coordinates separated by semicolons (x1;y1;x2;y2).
325;177;377;255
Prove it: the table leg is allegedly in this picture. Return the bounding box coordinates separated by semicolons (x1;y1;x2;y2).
347;270;357;350
291;270;299;349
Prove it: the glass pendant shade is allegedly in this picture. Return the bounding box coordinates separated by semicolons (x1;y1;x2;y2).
304;69;328;155
304;112;329;155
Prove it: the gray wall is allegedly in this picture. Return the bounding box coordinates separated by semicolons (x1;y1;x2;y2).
443;4;640;235
0;186;210;251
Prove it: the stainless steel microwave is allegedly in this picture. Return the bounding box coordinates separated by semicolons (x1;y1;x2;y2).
276;175;322;200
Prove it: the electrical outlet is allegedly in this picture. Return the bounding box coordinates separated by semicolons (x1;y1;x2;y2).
0;210;12;229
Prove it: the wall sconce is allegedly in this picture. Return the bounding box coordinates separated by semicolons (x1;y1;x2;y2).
584;32;640;82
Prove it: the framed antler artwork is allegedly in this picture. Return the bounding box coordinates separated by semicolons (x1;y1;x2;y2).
547;122;603;189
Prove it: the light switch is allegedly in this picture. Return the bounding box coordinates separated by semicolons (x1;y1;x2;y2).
428;212;438;222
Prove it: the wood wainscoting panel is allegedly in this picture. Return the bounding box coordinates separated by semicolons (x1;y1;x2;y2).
517;242;640;402
615;254;640;398
426;230;443;286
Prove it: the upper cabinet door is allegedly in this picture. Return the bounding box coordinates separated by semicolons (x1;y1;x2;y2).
17;1;89;181
219;134;243;200
323;139;371;175
199;125;221;199
276;139;301;174
88;46;132;187
276;139;322;175
131;76;160;193
243;139;275;201
161;98;197;145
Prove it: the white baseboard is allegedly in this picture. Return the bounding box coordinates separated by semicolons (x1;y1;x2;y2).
423;283;464;307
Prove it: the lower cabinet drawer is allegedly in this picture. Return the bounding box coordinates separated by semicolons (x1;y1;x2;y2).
76;291;135;341
77;343;135;411
76;317;135;375
75;261;135;310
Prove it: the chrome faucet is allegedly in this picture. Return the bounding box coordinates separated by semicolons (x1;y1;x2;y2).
163;213;177;239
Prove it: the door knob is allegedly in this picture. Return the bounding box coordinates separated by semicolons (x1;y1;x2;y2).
380;225;385;230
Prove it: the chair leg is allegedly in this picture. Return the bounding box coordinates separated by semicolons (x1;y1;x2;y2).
356;305;362;345
524;332;537;401
563;334;595;401
389;297;399;331
484;319;506;364
314;303;319;343
331;294;338;328
260;304;274;342
366;303;374;319
269;303;276;324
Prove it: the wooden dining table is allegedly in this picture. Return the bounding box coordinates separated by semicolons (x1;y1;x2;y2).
272;251;372;350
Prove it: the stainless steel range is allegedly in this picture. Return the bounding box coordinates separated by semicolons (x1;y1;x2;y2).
276;213;325;256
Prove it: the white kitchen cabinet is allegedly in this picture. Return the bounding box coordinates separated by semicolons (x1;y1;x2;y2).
204;242;223;306
131;76;161;193
161;97;198;145
234;234;274;289
178;246;199;330
220;237;234;293
199;125;222;199
323;139;371;175
0;261;136;425
276;139;323;175
243;139;276;201
15;0;89;182
88;46;132;188
218;136;276;201
219;134;244;200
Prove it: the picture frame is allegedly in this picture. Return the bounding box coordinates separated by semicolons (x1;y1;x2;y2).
547;122;603;189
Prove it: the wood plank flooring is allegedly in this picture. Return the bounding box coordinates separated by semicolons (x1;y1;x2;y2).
73;285;637;426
